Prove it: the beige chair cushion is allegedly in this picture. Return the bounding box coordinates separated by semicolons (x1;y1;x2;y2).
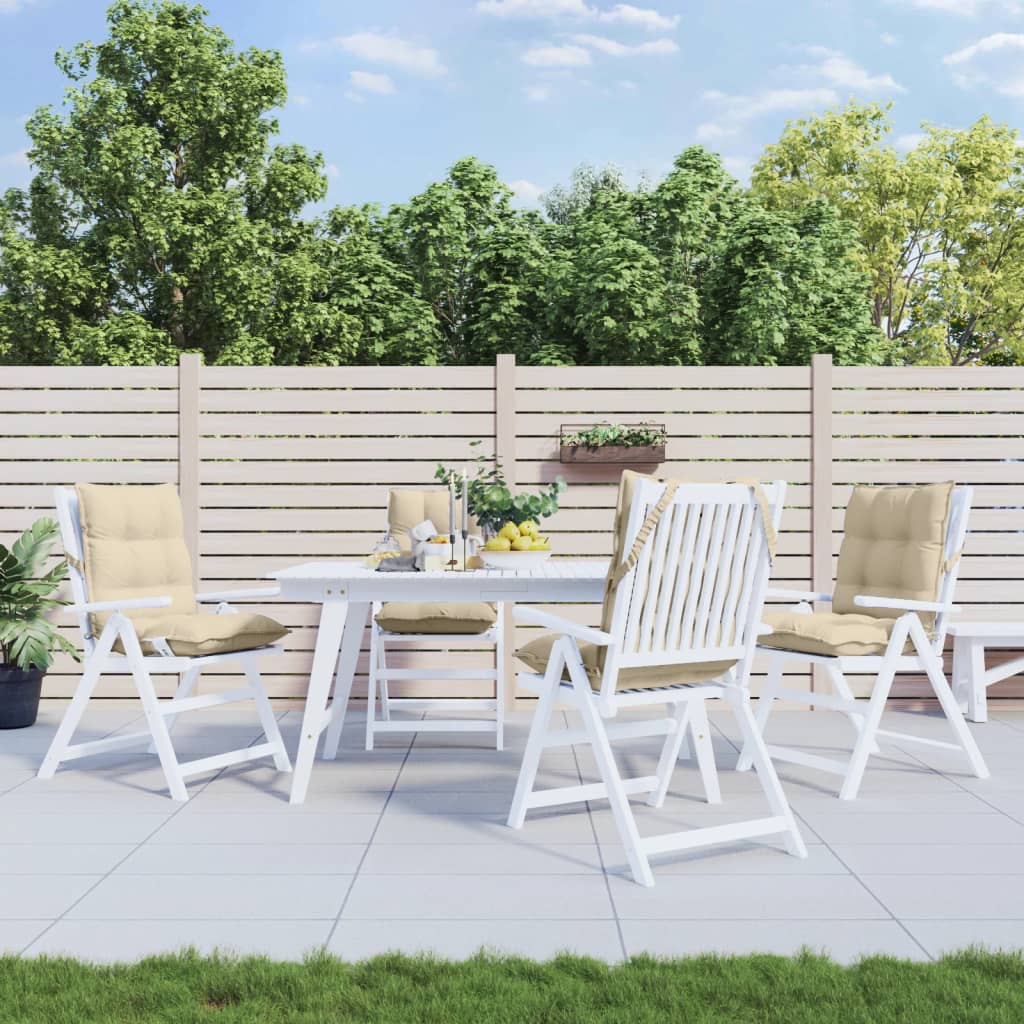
516;470;738;692
134;612;288;658
832;483;954;630
376;601;497;635
516;634;735;692
388;490;477;550
75;483;288;657
759;611;901;658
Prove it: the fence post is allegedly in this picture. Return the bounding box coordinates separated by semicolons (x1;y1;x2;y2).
178;352;201;590
495;353;519;709
810;353;833;697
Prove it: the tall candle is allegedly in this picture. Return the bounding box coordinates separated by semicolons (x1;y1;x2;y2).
461;468;468;533
448;479;455;539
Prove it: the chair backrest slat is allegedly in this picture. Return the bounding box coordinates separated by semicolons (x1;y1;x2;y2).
933;486;972;651
54;487;94;657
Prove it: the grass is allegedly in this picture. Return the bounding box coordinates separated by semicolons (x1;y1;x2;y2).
2;949;1024;1023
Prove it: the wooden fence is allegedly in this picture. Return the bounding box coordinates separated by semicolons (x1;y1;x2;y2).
1;354;1022;703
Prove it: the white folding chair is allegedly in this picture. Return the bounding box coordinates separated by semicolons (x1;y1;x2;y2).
354;488;505;752
39;485;291;801
508;478;806;887
737;483;988;800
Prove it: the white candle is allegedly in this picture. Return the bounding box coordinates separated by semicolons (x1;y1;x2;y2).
461;468;468;533
448;480;455;539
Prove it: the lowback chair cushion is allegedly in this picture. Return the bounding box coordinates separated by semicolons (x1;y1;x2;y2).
760;482;954;658
75;483;288;657
517;471;754;693
378;489;494;635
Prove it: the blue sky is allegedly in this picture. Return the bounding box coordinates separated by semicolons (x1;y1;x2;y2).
1;0;1023;209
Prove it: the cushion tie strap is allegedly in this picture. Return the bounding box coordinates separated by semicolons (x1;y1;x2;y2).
944;549;963;574
65;553;85;573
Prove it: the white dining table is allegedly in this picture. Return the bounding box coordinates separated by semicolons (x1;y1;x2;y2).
267;560;609;804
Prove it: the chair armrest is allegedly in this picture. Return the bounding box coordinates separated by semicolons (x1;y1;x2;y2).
765;588;833;603
69;596;172;614
513;605;615;647
853;595;960;614
196;587;281;603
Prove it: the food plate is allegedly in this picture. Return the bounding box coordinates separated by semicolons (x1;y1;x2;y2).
478;549;552;570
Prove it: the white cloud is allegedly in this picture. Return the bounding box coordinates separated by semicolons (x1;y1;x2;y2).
944;33;1024;95
891;0;1022;13
327;164;340;178
522;43;592;66
696;122;738;141
349;70;396;94
799;46;904;93
880;31;898;45
476;0;593;16
572;33;679;56
0;0;35;13
308;32;446;77
597;4;680;30
722;155;752;180
508;178;545;206
895;131;927;150
0;149;28;167
704;86;840;122
523;84;552;101
618;79;638;90
292;94;312;107
343;91;366;104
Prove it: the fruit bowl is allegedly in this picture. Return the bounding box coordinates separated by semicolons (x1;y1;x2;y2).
478;549;552;570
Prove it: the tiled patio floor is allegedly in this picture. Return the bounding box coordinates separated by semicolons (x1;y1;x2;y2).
2;700;1024;964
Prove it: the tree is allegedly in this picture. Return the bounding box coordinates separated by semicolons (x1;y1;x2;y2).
0;0;331;365
752;101;1024;364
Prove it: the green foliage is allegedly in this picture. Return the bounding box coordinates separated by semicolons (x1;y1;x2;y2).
0;518;78;672
435;449;566;536
563;423;667;448
4;948;1024;1023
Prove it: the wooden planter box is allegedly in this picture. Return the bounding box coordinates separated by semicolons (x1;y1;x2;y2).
559;423;666;465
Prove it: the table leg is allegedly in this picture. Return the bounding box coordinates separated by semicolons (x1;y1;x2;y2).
290;598;348;805
324;602;370;760
967;639;987;724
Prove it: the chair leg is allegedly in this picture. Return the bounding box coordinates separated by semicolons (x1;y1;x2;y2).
243;658;291;772
149;665;201;753
647;701;691;808
839;623;906;801
908;616;989;780
726;686;807;859
120;623;189;802
823;662;879;754
690;700;721;804
494;608;505;752
365;626;380;751
736;655;784;772
507;648;564;829
38;618;119;779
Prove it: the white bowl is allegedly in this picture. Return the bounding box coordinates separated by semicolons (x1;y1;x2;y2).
478;549;552;570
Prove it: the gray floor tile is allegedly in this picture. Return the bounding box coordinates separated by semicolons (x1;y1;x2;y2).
0;875;100;919
860;874;1024;920
832;843;1024;876
361;842;604;875
0;790;181;815
373;812;594;845
600;840;846;876
608;874;888;920
342;874;615;920
24;919;332;962
620;919;926;963
66;873;354;920
0;844;134;875
904;920;1024;957
327;919;623;960
118;843;367;875
796;811;1024;846
0;813;170;845
0;921;53;954
178;789;392;816
151;812;380;845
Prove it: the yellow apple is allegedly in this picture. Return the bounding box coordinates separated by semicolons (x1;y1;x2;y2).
498;522;520;542
484;536;512;552
531;537;550;551
517;520;539;538
511;536;534;551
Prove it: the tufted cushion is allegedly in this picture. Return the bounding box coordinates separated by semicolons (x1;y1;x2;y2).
759;611;903;657
376;601;497;635
76;483;196;639
832;483;954;630
516;634;735;692
134;612;288;657
388;489;477;550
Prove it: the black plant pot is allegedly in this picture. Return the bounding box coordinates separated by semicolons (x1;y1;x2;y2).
0;666;44;729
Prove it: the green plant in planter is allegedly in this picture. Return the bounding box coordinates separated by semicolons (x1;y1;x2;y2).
0;518;78;672
563;422;667;448
435;447;567;537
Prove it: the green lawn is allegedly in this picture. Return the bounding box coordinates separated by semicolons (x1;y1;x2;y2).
2;949;1024;1023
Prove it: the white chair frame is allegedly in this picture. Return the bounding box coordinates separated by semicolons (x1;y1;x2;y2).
39;487;291;801
736;485;988;800
364;603;505;750
507;480;806;887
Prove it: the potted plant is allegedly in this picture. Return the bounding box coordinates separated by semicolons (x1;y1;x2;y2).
435;448;567;539
0;518;78;729
560;421;667;464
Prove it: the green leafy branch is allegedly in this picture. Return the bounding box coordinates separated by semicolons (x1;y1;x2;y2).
562;422;667;448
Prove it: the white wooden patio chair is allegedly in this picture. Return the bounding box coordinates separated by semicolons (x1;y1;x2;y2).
507;475;806;887
347;488;505;753
736;483;988;800
39;484;291;801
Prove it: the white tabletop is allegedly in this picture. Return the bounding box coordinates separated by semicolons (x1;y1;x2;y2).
948;620;1024;639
